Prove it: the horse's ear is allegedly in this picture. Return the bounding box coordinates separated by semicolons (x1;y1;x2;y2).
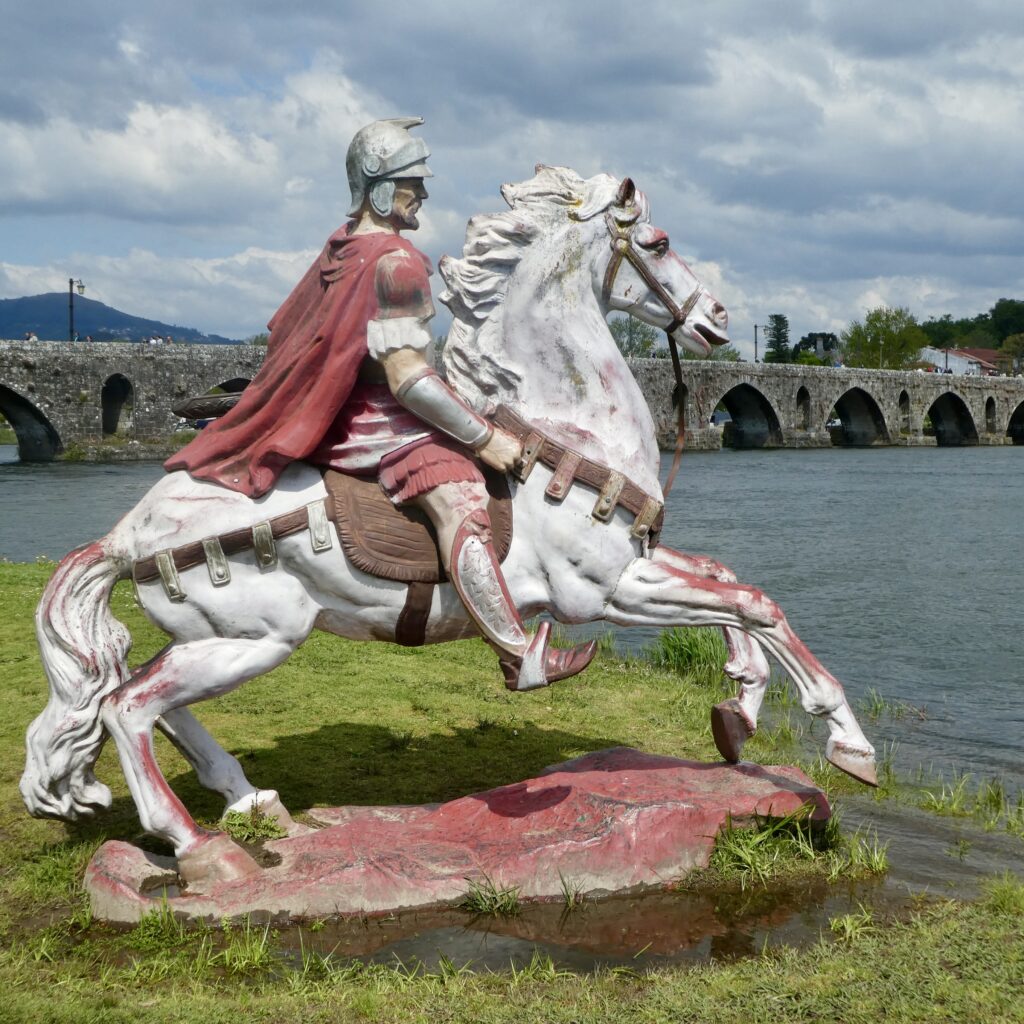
616;177;636;207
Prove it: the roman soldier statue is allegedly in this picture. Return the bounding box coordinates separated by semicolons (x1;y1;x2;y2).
167;117;596;690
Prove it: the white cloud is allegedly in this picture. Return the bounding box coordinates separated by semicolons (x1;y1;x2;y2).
0;102;281;222
0;3;1022;355
117;38;143;64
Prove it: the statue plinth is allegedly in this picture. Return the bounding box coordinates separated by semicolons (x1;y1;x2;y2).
84;748;829;924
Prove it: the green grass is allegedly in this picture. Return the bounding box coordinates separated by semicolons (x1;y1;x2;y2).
459;875;522;917
221;801;288;843
686;804;888;893
918;771;1024;836
558;871;585;911
1;562;1023;1022
829;903;875;942
213;917;279;974
644;626;729;682
858;687;928;723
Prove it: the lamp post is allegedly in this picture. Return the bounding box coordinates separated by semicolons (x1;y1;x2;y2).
753;323;768;363
68;278;84;342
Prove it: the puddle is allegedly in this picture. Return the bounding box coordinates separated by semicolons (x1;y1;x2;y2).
262;795;1023;973
268;876;889;973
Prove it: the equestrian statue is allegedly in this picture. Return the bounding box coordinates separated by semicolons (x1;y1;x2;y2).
22;118;877;887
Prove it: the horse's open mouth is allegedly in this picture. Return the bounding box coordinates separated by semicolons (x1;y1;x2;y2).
694;323;730;348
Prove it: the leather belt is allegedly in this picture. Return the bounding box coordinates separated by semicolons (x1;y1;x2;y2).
491;405;664;542
133;502;326;589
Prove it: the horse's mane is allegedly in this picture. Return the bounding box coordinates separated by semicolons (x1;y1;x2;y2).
439;165;621;409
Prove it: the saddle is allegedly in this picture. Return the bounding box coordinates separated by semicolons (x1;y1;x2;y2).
322;466;512;647
322;466;512;584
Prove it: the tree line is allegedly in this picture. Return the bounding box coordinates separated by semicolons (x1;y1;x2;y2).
609;297;1024;372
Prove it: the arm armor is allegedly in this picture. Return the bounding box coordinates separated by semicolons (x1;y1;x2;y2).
395;368;493;450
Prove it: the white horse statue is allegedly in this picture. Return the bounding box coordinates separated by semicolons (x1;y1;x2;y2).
22;167;876;886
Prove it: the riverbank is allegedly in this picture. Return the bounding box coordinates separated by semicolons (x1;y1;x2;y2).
56;431;196;463
1;561;1021;1022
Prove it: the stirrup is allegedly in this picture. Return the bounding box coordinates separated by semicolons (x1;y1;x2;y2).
499;621;599;692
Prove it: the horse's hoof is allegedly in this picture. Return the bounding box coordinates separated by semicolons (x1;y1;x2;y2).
224;790;312;837
711;699;755;763
177;832;262;887
826;741;878;788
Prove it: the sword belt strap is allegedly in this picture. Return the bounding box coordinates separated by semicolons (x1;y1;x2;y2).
133;501;326;584
491;405;665;542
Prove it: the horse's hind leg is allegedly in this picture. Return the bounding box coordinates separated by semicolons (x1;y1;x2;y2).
606;557;877;785
652;547;771;760
156;709;304;833
101;634;299;884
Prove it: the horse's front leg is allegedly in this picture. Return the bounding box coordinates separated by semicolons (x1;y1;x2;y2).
652;546;771;759
156;709;304;834
606;557;877;785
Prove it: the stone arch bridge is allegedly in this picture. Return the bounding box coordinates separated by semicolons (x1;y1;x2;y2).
4;340;1024;460
0;340;263;459
630;360;1024;450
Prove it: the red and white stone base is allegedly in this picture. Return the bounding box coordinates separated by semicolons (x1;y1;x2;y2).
84;747;829;924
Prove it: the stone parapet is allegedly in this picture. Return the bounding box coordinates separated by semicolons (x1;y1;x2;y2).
3;341;1024;458
0;340;265;459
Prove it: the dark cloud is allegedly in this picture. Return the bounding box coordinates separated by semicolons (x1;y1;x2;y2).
815;4;1010;59
0;92;45;125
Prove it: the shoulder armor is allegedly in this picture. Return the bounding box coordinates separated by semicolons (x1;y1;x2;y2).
375;248;434;320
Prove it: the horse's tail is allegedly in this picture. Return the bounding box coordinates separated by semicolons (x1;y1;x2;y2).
21;540;132;821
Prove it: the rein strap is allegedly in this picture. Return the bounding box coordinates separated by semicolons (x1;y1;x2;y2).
603;213;696;499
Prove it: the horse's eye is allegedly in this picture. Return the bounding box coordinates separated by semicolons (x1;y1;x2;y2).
640;231;669;256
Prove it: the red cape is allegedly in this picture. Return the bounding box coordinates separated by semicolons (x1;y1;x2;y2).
166;226;419;497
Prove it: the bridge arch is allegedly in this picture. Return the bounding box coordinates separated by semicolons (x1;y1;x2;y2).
1008;400;1024;445
926;391;979;446
795;386;811;430
985;396;997;435
0;383;63;460
827;387;890;445
101;374;134;436
898;390;911;434
716;383;783;449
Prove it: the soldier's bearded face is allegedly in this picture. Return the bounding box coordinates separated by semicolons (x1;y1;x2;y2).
391;178;428;230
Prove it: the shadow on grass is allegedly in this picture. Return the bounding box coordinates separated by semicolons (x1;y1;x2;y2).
65;719;627;846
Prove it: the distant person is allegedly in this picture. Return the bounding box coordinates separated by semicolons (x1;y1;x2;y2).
25;331;38;342
85;335;93;343
165;335;174;345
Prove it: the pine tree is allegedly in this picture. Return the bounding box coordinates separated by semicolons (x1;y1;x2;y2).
763;314;791;363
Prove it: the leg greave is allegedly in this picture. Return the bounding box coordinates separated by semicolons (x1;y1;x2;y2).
449;508;527;655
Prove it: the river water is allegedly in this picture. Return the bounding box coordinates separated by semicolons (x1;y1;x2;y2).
1;443;1021;793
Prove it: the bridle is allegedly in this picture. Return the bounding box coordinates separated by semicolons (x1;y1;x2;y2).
600;183;705;499
601;212;703;337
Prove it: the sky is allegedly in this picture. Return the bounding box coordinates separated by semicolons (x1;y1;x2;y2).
1;1;1022;358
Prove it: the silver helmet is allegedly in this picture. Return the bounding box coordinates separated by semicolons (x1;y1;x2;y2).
346;116;432;218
